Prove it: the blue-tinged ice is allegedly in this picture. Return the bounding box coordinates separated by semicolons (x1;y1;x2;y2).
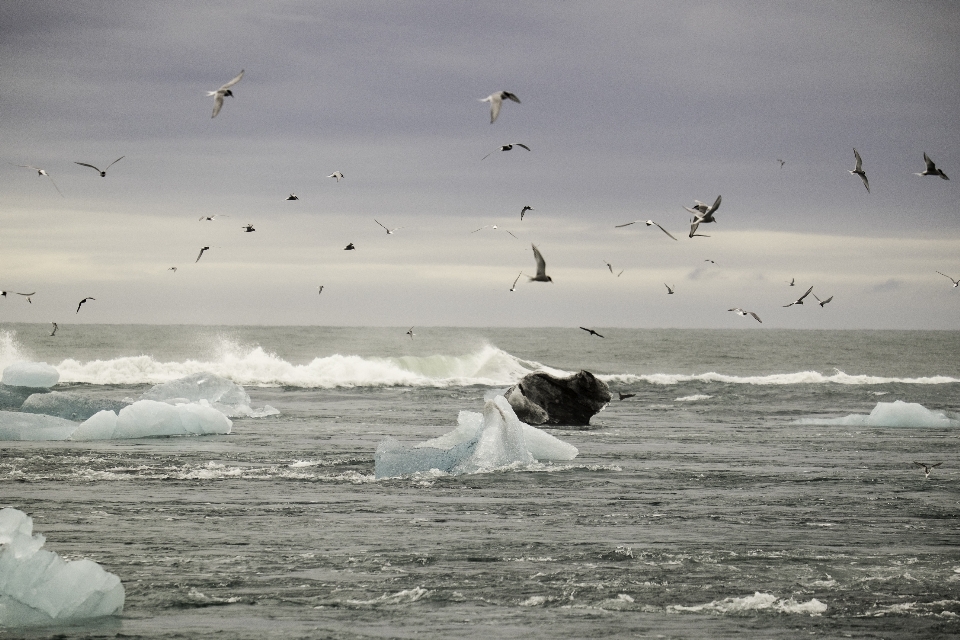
0;411;78;441
20;392;130;421
374;395;578;478
140;372;278;418
0;508;124;627
71;400;231;440
796;400;960;427
1;363;59;389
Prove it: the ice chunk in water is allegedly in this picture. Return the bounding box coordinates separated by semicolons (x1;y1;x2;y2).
0;411;77;441
140;372;278;418
20;392;130;421
1;363;59;389
71;400;231;440
0;508;124;627
0;385;40;411
375;395;577;478
797;401;960;428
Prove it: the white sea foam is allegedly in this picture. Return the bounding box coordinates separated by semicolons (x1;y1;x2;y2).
796;401;960;428
675;394;713;402
603;370;960;386
670;592;827;615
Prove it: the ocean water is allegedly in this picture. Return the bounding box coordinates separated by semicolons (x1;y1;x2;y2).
1;325;959;639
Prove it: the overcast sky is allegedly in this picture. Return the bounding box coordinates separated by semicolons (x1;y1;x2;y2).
2;1;958;328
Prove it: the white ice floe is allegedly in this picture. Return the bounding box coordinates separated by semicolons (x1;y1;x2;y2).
374;395;578;478
71;400;231;440
20;391;130;421
0;508;124;627
140;372;278;418
669;592;826;616
1;363;59;388
796;401;960;428
0;411;78;441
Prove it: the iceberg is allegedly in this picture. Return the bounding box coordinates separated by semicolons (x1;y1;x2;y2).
20;392;130;422
1;363;59;389
0;508;124;627
140;372;278;418
0;411;78;441
797;401;960;428
71;400;232;441
375;395;578;478
0;385;40;411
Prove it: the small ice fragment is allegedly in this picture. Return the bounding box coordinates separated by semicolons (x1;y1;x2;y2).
0;508;124;627
797;401;959;428
141;372;278;418
0;411;78;441
1;363;59;389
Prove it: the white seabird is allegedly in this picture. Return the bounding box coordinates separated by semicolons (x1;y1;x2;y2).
168;267;177;272
528;244;552;282
471;225;517;238
208;69;244;118
481;143;530;160
75;156;124;177
406;327;415;339
199;215;228;221
915;153;949;180
50;322;58;337
375;219;402;235
728;308;762;323
510;272;522;291
686;195;721;237
913;461;942;479
936;271;960;288
480;90;521;123
849;148;870;193
286;194;299;201
783;285;814;307
328;171;344;182
11;164;64;197
614;219;678;241
812;293;833;307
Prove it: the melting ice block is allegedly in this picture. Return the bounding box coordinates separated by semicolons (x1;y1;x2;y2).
0;411;78;441
1;363;59;389
71;400;231;440
20;392;130;422
374;395;578;478
797;400;960;428
140;372;278;418
0;508;124;627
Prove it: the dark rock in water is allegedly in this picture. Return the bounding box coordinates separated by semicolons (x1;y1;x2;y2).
0;384;50;411
505;370;611;427
19;392;131;422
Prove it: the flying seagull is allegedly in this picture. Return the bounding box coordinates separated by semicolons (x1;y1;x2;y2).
242;224;255;232
665;283;675;295
614;219;678;241
472;225;518;238
74;156;124;177
728;308;762;323
375;219;402;234
406;327;415;339
11;164;64;197
76;297;95;313
618;392;636;401
704;259;716;264
580;327;604;338
783;285;814;307
936;271;960;287
286;194;299;201
49;322;58;337
328;171;344;182
777;159;786;169
509;272;522;292
602;260;614;274
480;90;521;123
520;206;533;220
913;461;942;479
344;242;355;250
849;148;869;192
915;153;948;180
199;215;228;221
528;244;552;282
482;143;530;160
686;195;721;237
812;293;833;307
196;246;210;262
168;267;177;272
318;286;323;295
787;278;795;286
208;69;244;118
16;292;35;303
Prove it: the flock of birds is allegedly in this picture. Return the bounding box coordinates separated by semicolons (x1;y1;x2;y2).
6;70;956;339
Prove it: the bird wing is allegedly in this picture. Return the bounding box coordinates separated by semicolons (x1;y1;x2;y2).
506;230;518;239
859;172;870;192
106;156;125;170
218;69;244;91
604;261;613;273
688;220;701;238
196;247;207;262
17;292;36;296
614;220;638;228
665;284;672;292
503;92;521;103
797;285;814;302
707;195;722;214
822;296;833;304
46;174;65;197
75;162;102;173
923;152;935;171
749;312;762;323
515;143;531;151
76;301;83;313
487;94;502;123
211;93;225;118
931;462;943;468
853;148;863;171
375;219;389;231
651;221;678;240
531;244;546;277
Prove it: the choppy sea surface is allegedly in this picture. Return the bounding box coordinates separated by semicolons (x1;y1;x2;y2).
1;325;959;639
